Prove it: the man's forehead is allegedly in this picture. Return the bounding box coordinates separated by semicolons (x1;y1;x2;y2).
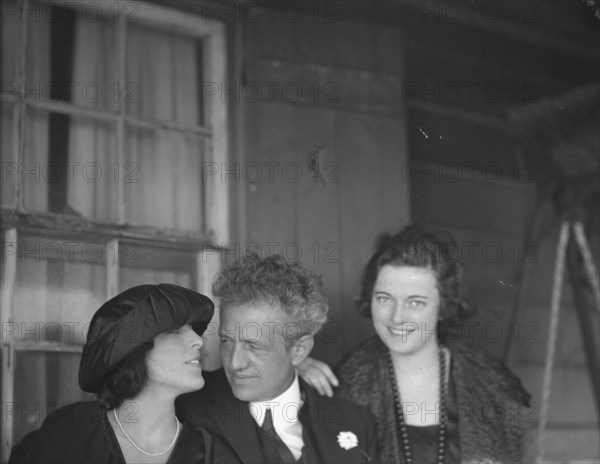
220;300;287;320
218;302;300;342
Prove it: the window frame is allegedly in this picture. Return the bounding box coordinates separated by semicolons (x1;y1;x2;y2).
0;1;228;459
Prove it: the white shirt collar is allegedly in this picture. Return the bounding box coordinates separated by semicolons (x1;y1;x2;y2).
249;372;303;429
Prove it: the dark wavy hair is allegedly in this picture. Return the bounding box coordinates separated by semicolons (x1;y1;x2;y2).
358;226;474;333
212;253;328;345
96;340;154;409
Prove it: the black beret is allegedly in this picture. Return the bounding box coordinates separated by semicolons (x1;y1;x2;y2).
79;283;214;393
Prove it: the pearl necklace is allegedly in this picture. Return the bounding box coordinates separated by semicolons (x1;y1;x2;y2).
113;408;181;457
387;348;447;464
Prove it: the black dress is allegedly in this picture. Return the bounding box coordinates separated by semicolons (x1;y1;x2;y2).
8;401;240;464
395;373;461;464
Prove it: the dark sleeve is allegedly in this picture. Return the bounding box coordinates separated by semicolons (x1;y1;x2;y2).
201;427;242;464
8;429;41;464
7;402;121;464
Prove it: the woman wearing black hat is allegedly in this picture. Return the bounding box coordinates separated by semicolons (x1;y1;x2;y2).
9;283;240;464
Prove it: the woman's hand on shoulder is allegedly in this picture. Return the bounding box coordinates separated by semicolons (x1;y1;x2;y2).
297;356;339;397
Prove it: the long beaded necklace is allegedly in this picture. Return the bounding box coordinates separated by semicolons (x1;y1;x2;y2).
387;348;447;464
113;408;181;457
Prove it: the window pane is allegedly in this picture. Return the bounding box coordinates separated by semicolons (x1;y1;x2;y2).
1;1;20;91
12;351;89;444
126;23;203;126
124;126;206;231
1;102;16;206
23;107;118;220
25;2;117;111
12;235;106;344
119;245;194;290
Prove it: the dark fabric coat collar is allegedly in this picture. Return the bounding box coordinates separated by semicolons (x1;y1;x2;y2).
336;337;531;464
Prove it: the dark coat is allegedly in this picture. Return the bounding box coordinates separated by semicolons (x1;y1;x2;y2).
177;369;378;464
336;337;532;464
8;401;239;464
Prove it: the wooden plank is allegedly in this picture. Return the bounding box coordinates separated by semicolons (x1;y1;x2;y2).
0;103;16;208
240;14;411;363
116;20;126;224
513;365;599;425
247;16;296;62
1;228;17;464
241;100;296;248
411;175;536;240
251;59;403;115
203;14;229;243
290;16;336;66
105;239;119;299
227;21;247;244
336;111;410;355
293;105;342;365
511;301;598;367
407;107;512;168
538;427;600;462
0;208;214;249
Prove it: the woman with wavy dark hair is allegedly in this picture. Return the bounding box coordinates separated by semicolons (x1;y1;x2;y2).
299;225;531;463
9;283;240;464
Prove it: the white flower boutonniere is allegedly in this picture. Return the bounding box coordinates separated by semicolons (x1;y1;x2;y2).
337;431;371;462
337;431;359;450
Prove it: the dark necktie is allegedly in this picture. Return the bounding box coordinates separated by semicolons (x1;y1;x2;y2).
262;408;297;464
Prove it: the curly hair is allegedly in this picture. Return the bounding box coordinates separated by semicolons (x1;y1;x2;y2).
357;226;474;335
212;254;328;345
96;340;153;409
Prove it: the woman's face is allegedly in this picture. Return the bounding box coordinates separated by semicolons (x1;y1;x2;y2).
145;324;205;394
371;265;441;355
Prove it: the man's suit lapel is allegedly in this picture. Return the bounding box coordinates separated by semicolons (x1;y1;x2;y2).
213;409;264;464
299;379;368;464
204;370;264;464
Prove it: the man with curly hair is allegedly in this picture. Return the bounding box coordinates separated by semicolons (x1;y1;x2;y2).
177;254;376;464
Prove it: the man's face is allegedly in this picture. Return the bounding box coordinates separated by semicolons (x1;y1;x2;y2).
219;301;296;402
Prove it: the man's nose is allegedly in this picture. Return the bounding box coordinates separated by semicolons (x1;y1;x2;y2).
228;343;248;370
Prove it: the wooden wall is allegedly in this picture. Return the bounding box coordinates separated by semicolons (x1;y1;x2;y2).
404;6;599;461
158;1;599;460
229;16;410;364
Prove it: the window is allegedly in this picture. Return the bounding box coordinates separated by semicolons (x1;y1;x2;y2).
1;1;227;458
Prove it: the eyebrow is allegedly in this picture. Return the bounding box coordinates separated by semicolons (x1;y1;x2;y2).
373;291;429;299
218;333;268;345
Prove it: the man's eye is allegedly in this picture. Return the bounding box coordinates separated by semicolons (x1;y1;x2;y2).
376;296;390;303
409;300;426;307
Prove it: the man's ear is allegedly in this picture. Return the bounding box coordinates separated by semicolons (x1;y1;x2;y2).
290;335;315;367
